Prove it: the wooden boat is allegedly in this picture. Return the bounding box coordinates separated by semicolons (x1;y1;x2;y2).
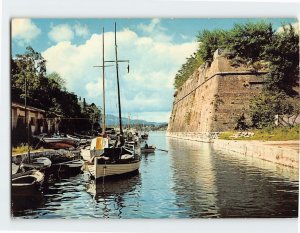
94;146;140;179
141;133;148;140
51;159;84;176
16;156;54;183
85;137;140;179
12;170;44;195
141;146;155;153
42;135;80;145
19;157;52;172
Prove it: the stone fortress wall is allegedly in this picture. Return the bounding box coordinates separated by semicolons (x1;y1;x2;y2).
167;50;267;135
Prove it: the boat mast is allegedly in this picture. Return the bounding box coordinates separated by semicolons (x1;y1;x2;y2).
102;27;106;135
24;65;31;163
114;22;123;135
94;27;113;135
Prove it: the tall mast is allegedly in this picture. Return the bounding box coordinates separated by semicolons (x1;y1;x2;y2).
102;27;106;135
24;66;30;163
114;22;123;135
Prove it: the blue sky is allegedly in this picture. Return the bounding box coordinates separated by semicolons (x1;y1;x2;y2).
11;18;298;122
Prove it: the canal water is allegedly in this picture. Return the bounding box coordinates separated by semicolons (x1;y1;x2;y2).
12;131;298;218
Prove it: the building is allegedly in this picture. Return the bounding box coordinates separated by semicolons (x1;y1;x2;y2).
11;102;60;134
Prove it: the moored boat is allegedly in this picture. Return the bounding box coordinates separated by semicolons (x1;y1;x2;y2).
43;136;80;145
12;170;44;195
84;24;141;180
51;159;85;177
141;146;155;153
19;157;52;172
93;145;140;179
141;133;148;140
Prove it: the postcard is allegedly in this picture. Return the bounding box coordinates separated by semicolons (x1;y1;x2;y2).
10;18;299;219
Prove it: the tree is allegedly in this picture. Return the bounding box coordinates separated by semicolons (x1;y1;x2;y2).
47;72;66;91
174;53;202;89
81;103;101;133
225;22;273;62
11;46;47;107
11;47;90;136
264;24;299;95
250;91;295;128
249;24;299;127
196;29;227;63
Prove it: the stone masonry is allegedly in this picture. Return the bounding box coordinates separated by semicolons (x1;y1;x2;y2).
167;51;267;133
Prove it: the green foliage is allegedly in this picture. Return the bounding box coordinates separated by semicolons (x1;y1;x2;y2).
225;22;273;62
264;24;299;95
197;29;227;63
174;21;299;131
174;22;274;89
11;46;101;138
47;72;66;91
249;24;299;127
219;124;299;141
82;103;101;130
235;114;249;130
249;91;295;128
174;53;202;89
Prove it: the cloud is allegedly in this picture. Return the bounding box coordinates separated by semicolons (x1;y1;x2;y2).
11;19;41;45
42;21;198;122
276;22;299;34
137;18;171;42
48;24;74;42
138;18;163;34
74;23;90;37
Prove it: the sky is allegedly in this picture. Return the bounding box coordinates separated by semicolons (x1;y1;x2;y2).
11;18;298;122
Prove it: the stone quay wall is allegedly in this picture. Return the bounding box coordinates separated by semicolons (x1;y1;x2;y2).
213;139;299;169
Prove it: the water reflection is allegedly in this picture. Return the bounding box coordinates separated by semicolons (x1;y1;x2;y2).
86;174;142;218
11;190;44;217
213;150;298;217
167;138;219;217
86;173;141;198
167;136;298;218
11;132;298;218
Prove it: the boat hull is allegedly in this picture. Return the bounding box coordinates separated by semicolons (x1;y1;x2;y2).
95;161;140;179
12;170;44;195
141;148;155;153
51;159;84;177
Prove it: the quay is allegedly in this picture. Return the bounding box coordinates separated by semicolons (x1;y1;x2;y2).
213;139;299;169
166;132;299;169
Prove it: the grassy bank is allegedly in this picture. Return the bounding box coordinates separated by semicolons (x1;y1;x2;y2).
219;125;299;141
12;144;46;155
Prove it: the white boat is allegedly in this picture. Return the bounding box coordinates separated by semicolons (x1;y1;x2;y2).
94;159;141;178
84;23;141;180
85;137;140;179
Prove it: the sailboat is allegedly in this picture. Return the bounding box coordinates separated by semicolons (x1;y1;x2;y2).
85;23;140;179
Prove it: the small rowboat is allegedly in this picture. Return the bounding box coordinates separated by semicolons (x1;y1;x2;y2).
141;146;155;153
12;170;44;195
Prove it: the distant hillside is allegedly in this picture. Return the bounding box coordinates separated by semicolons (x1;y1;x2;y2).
105;114;167;127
